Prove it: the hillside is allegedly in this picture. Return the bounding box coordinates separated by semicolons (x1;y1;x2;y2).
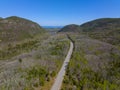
0;34;69;90
58;19;120;89
80;18;120;47
62;34;120;90
81;18;120;32
0;16;45;43
58;24;81;33
59;18;120;47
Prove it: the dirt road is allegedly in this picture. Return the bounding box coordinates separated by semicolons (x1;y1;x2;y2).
51;41;73;90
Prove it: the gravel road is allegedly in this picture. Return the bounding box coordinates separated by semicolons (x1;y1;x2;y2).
51;41;73;90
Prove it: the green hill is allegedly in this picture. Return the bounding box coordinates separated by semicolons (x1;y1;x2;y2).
62;34;120;90
0;16;45;43
58;24;81;33
61;18;120;89
80;18;120;47
81;18;120;32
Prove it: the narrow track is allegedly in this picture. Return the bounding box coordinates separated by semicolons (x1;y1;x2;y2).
51;41;74;90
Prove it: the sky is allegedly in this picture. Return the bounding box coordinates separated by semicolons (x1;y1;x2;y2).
0;0;120;26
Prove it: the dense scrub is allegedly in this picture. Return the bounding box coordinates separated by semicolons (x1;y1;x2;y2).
0;32;49;60
0;34;69;90
62;34;120;90
80;18;120;48
0;40;39;60
83;29;120;49
59;18;120;48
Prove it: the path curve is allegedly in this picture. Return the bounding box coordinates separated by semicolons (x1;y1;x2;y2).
51;41;74;90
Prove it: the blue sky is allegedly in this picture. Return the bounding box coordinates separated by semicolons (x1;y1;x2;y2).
0;0;120;26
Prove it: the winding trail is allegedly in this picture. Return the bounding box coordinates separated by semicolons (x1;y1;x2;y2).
51;41;74;90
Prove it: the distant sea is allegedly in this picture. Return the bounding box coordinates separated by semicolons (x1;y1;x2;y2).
42;26;63;29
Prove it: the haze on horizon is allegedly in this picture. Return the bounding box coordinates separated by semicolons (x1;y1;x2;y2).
0;0;120;26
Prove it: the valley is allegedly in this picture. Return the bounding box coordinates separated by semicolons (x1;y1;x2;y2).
0;16;120;90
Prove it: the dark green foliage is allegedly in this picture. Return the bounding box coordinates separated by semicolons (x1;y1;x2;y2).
50;71;56;77
18;58;22;63
25;66;48;87
106;53;120;84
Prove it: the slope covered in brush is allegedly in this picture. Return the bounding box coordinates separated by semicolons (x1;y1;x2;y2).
0;16;45;43
58;24;81;33
80;18;120;46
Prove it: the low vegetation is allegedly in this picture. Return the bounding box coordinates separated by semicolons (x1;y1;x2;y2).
61;34;120;90
80;18;120;48
0;34;69;90
1;17;120;90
